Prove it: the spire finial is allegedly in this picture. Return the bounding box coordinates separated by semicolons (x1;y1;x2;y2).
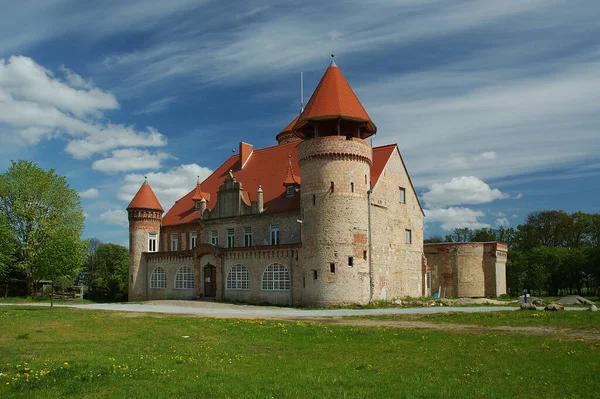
288;153;292;165
197;175;200;184
144;176;147;183
330;53;336;67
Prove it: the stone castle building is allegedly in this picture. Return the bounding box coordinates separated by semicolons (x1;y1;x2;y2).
127;60;506;305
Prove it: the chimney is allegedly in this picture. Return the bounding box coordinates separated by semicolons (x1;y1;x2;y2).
256;185;263;213
239;142;253;169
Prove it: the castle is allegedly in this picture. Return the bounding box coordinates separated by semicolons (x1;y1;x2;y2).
127;60;507;306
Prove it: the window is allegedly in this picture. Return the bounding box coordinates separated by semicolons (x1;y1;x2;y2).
286;185;295;197
190;231;197;249
226;228;235;248
313;270;318;280
330;263;336;273
244;226;252;247
330;181;335;193
312;195;316;206
150;267;167;289
270;224;280;245
148;233;157;252
348;257;354;267
195;201;201;209
175;266;194;289
365;175;367;184
363;250;367;261
262;263;290;290
405;229;412;244
210;230;218;246
226;265;250;290
350;182;354;193
399;187;406;204
171;233;178;251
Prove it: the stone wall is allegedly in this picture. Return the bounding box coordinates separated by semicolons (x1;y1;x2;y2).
424;242;507;298
128;209;161;302
369;148;424;300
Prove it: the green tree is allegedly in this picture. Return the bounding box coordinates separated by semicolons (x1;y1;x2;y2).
470;228;497;242
88;243;129;302
424;235;444;243
0;160;86;294
0;214;16;278
451;228;471;243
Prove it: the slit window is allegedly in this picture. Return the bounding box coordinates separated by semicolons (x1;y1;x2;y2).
330;263;336;273
330;181;335;193
312;195;316;206
313;270;318;280
348;257;354;267
399;187;406;204
363;250;367;260
350;182;354;193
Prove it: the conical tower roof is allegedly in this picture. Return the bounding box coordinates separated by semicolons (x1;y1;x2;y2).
293;61;376;138
191;182;210;202
127;182;163;212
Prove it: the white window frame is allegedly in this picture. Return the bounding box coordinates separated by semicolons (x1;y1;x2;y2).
226;264;250;290
171;233;178;251
175;266;194;289
148;233;158;252
210;230;218;246
269;224;280;246
226;228;235;248
405;229;412;244
261;263;290;291
399;187;406;204
150;267;167;289
190;231;197;249
244;226;252;247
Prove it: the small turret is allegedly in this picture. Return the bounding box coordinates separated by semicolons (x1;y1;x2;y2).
256;185;264;213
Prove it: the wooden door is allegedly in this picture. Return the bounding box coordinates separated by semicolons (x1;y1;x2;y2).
203;265;216;297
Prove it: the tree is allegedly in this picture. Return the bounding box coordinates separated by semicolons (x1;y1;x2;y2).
451;228;471;243
87;243;129;302
424;235;444;243
470;228;497;242
0;160;86;295
0;214;16;278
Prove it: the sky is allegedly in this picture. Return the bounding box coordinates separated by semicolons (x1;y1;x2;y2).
0;0;599;246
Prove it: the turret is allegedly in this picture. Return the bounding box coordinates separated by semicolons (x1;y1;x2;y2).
294;58;375;306
276;115;302;145
127;180;163;301
191;181;209;218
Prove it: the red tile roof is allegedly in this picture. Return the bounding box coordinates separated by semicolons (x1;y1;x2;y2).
162;142;408;226
294;62;376;137
282;155;301;186
127;182;163;212
191;183;210;201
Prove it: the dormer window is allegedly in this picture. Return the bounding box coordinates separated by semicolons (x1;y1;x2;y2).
195;201;201;209
286;185;295;197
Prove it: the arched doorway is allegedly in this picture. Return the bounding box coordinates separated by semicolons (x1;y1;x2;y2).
203;264;217;297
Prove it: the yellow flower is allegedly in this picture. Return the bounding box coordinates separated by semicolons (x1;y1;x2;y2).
64;362;69;367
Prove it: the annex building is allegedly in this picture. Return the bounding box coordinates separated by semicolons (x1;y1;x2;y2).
127;60;506;306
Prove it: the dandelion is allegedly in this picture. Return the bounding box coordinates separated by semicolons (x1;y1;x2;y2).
64;362;69;367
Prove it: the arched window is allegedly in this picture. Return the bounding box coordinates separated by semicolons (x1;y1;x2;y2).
226;264;250;290
261;263;290;291
175;266;194;289
150;267;167;289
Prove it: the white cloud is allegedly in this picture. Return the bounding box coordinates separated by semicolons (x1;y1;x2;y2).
0;56;167;158
78;188;100;198
422;176;508;207
473;151;496;162
99;209;128;227
425;207;490;231
93;149;172;173
515;193;523;199
496;217;510;227
118;163;213;211
134;96;176;115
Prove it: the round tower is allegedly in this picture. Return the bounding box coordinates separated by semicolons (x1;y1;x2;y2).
276;115;302;145
127;181;163;301
294;58;376;306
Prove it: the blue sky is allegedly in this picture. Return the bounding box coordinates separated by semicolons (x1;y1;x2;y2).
1;0;599;245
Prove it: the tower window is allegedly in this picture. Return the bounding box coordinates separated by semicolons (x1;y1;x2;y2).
148;233;157;252
226;228;235;248
350;182;354;193
171;233;178;251
330;181;335;193
244;226;252;247
313;270;318;280
312;195;316;206
365;175;367;184
270;224;280;245
399;187;406;204
348;257;354;267
330;263;336;273
363;250;367;260
405;229;412;244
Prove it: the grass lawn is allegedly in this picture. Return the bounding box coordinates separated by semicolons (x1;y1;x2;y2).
354;310;600;330
0;297;94;305
1;307;599;398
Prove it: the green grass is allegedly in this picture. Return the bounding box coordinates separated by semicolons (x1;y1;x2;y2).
0;307;599;398
0;296;93;305
352;310;600;330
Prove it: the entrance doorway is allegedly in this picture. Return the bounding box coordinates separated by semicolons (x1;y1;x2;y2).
203;265;216;297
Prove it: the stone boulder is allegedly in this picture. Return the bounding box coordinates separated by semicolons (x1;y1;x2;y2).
590;305;598;312
544;303;564;311
520;302;537;310
392;299;402;305
555;295;595;306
